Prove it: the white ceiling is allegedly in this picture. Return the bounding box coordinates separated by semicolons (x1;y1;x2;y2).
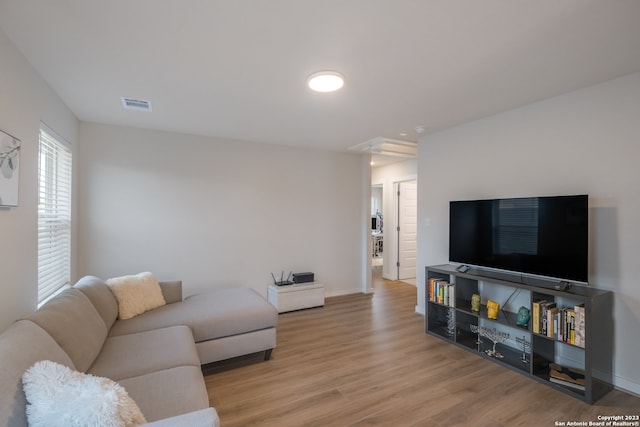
1;1;639;152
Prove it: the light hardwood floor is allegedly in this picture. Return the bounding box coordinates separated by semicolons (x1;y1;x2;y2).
203;276;640;426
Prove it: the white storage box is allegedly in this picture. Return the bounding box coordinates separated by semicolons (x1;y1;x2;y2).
267;282;325;313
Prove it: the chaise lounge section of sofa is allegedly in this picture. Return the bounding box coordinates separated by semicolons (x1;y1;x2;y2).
0;274;278;427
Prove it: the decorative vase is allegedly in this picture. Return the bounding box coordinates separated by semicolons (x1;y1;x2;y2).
471;293;481;312
487;300;500;319
516;306;531;327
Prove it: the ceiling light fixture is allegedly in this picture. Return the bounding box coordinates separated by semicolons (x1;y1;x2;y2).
307;71;344;92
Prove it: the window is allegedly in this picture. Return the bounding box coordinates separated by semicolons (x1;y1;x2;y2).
37;125;72;304
493;198;539;256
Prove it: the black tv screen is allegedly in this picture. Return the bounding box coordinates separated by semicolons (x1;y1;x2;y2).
449;195;588;283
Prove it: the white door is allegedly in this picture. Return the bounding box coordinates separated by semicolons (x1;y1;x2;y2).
398;180;417;280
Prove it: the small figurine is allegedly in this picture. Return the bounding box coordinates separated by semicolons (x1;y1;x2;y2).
516;306;531;327
471;294;481;312
487;300;500;319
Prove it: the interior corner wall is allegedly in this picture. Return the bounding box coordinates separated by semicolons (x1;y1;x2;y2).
77;122;364;299
361;154;374;295
371;159;417;280
0;30;78;330
416;73;640;395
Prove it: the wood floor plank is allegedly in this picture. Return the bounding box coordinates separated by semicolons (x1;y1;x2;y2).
204;277;640;426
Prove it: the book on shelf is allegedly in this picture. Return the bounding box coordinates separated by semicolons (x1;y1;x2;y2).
547;306;559;338
544;304;586;346
557;308;566;342
574;304;585;348
569;308;576;344
531;299;585;346
549;363;585;391
558;308;570;342
540;301;557;336
532;300;545;334
427;278;455;307
446;284;455;307
428;278;438;302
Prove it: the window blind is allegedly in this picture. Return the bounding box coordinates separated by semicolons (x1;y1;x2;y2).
37;127;72;304
494;198;539;256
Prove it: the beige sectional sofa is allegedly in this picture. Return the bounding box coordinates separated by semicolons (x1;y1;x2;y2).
0;275;278;427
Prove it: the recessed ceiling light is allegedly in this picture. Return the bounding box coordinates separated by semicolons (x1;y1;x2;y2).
307;71;344;92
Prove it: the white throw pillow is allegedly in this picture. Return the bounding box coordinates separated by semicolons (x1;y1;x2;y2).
22;360;146;427
106;272;166;319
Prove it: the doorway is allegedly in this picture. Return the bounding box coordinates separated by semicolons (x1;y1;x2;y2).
368;156;417;289
371;184;383;276
395;180;417;282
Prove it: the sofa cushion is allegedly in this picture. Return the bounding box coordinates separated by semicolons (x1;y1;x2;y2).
196;327;276;365
88;325;200;381
74;275;119;330
109;288;278;343
107;272;166;320
181;288;278;342
22;360;146;427
0;320;75;427
25;288;107;372
118;366;210;423
159;280;183;304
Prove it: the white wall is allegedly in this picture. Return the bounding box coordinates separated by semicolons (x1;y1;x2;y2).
77;122;366;299
416;73;640;394
0;30;78;330
371;186;382;217
371;159;417;280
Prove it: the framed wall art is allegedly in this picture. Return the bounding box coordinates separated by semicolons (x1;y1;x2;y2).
0;129;21;207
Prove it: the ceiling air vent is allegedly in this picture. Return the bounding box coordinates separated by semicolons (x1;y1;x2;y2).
121;97;152;112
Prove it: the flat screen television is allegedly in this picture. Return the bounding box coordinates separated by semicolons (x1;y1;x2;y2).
449;195;588;283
